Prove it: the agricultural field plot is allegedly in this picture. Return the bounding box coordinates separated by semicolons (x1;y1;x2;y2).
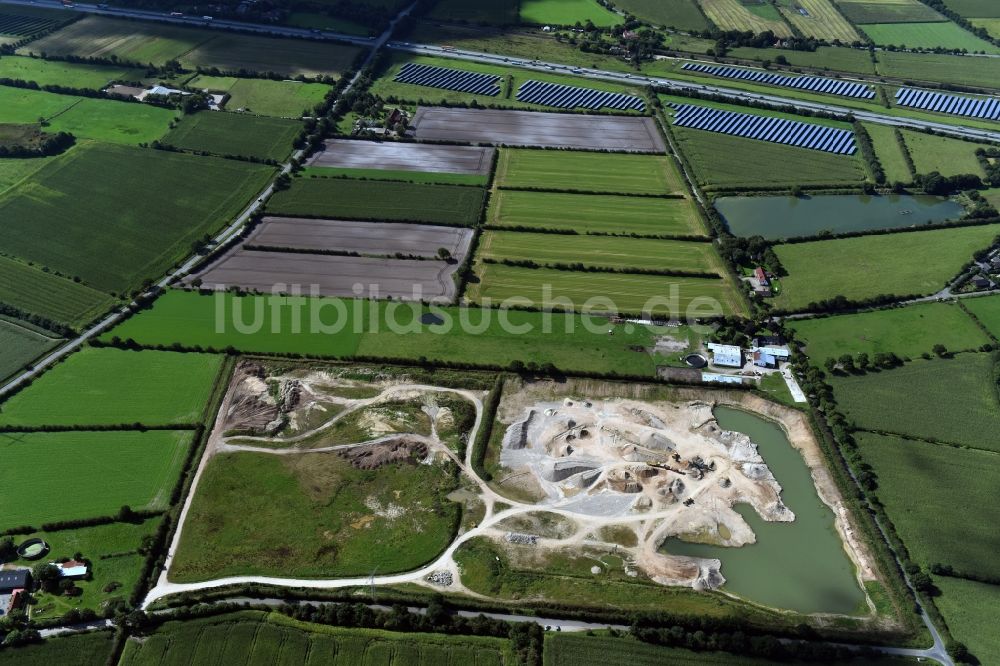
612;0;710;29
963;293;1000;337
0;254;114;329
0;5;72;39
519;0;622;26
699;0;794;37
777;0;861;42
0;348;223;427
771;224;1000;310
944;0;1000;18
187;75;332;118
970;17;1000;37
672;126;865;191
0;632;115;666
831;353;1000;450
0;84;83;123
410;107;666;152
248;217;475;259
428;0;520;24
834;0;945;23
864;123;912;183
309;139;495;175
789;301;990;363
860;21;1000;52
284;11;373;36
488;190;704;236
877;50;1000;89
0;430;194;527
42;97;176;146
897;129;985;177
162;111;302;161
17;519;161;621
302;166;488;185
729;44;877;73
933;577;1000;666
496;149;684;195
856;432;1000;578
468;263;743;315
0;142;273;296
478;231;724;274
0;318;60;383
0;55;145;90
268;178;486;225
190;248;463;301
170;444;461;581
119;612;512;666
0;155;52;194
178;32;362;78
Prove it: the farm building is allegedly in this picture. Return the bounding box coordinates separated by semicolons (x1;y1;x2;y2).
753;351;778;369
754;267;770;287
707;343;744;368
754;346;790;360
0;569;30;594
53;560;89;578
702;373;744;385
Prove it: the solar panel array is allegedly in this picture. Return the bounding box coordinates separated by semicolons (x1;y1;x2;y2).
671;104;857;155
394;62;500;96
516;80;646;111
682;63;875;100
895;87;1000;121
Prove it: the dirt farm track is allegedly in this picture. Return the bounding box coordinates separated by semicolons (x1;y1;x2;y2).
309;139;495;174
410;107;667;152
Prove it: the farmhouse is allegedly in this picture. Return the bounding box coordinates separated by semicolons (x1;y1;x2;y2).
0;569;31;616
753;351;778;369
707;343;744;368
52;560;89;578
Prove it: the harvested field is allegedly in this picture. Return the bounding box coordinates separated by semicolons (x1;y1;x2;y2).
191;248;461;301
779;0;861;42
835;0;944;23
309;139;494;174
410;107;666;152
699;0;794;37
249;217;474;260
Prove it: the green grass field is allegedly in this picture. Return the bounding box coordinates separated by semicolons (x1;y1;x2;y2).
187;75;332;118
170;450;459;581
0;55;144;89
120;611;512;666
468;263;743;315
963;293;1000;338
179;32;361;77
0;430;193;527
45;97;176;146
0;632;115;666
933;577;1000;666
496;149;685;195
163;111;302;161
860;21;1000;52
21;518;161;621
428;0;519;24
612;0;709;29
0;254;114;329
0;348;223;427
520;0;621;26
730;44;877;73
898;129;985;177
835;0;945;23
301;166;488;186
269;178;485;225
0;84;88;123
478;231;724;274
0;142;273;296
864;123;912;183
0;155;52;194
671;126;866;191
488;190;704;236
856;432;1000;578
970;17;1000;37
101;290;672;376
876;50;1000;89
831;353;1000;450
772;224;1000;310
789;301;990;363
0;318;60;383
945;0;1000;18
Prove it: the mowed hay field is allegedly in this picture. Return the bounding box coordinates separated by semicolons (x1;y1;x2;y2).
612;0;710;29
835;0;944;23
0;254;114;328
478;231;725;274
163;111;302;161
672;127;865;191
187;75;332;118
699;0;794;37
0;142;273;296
120;612;512;666
468;263;743;315
876;50;1000;88
519;0;621;26
269;178;486;225
772;224;1000;310
488;190;704;236
496;149;686;195
0;318;60;382
933;577;1000;666
831;353;1000;450
963;293;1000;338
777;0;861;42
0;55;144;90
169;450;460;581
860;21;1000;52
0;632;116;666
898;129;985;178
856;432;1000;578
0;348;223;427
789;301;990;362
865;123;912;183
0;430;194;527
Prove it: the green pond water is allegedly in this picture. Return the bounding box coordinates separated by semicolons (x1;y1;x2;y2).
661;407;866;615
716;194;964;240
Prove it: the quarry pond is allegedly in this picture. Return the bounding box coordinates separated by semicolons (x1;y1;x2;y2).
662;407;866;615
716;193;964;240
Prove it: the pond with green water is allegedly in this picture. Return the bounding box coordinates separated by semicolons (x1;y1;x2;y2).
660;406;866;615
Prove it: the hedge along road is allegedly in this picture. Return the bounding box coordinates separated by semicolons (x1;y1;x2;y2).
0;3;413;400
